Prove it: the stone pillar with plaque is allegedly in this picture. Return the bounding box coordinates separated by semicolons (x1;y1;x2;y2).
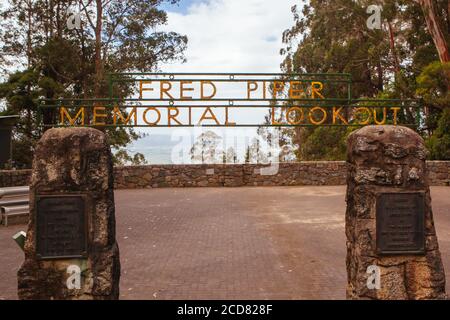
17;127;120;300
345;125;446;299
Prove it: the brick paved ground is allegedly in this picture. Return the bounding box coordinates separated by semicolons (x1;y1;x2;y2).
0;186;449;299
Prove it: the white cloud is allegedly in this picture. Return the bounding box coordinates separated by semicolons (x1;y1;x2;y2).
130;0;299;163
160;0;297;73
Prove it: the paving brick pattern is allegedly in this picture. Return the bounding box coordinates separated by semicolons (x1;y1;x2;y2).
117;188;294;299
1;186;449;299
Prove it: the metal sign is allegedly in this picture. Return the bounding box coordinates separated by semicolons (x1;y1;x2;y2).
39;73;423;128
36;195;88;260
376;192;425;255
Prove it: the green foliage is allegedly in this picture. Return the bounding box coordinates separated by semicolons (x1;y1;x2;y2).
0;69;44;168
0;0;187;168
416;61;450;134
298;126;356;161
416;61;450;109
426;108;450;160
278;0;450;160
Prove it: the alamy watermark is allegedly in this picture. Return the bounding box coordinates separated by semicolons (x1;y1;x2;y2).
366;5;382;30
66;11;82;30
66;264;81;290
169;127;289;175
68;4;383;32
366;264;381;290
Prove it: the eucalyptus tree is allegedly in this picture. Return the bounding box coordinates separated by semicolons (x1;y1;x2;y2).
277;0;449;161
0;0;187;167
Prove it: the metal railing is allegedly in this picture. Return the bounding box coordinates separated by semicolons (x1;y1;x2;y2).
0;186;29;227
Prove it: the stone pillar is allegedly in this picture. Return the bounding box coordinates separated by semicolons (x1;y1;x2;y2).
18;128;120;300
346;125;446;300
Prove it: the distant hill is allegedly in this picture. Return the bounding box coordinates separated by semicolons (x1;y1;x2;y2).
127;130;260;164
128;133;192;164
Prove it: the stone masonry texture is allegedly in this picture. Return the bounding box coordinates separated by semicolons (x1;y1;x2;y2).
1;161;449;189
346;125;446;300
17;127;120;300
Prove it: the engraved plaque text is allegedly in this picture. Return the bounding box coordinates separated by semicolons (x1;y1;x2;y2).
376;192;425;255
36;195;87;259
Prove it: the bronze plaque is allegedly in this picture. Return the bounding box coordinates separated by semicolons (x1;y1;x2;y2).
36;195;87;259
376;192;425;255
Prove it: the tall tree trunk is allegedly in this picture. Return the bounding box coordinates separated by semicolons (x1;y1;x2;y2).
26;0;32;68
376;59;383;92
94;0;103;97
418;0;450;63
447;0;450;34
76;26;89;98
388;21;400;73
43;0;56;131
56;1;61;38
26;0;32;138
363;61;375;97
49;0;54;38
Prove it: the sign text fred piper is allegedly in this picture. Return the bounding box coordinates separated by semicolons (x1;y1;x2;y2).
59;79;402;127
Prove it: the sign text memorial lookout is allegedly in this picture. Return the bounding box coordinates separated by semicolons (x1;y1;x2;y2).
39;73;423;128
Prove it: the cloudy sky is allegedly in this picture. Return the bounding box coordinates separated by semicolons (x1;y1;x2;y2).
158;0;298;73
129;0;300;163
0;0;301;163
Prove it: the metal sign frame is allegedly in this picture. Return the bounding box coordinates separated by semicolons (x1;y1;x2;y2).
35;194;89;260
38;73;424;128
